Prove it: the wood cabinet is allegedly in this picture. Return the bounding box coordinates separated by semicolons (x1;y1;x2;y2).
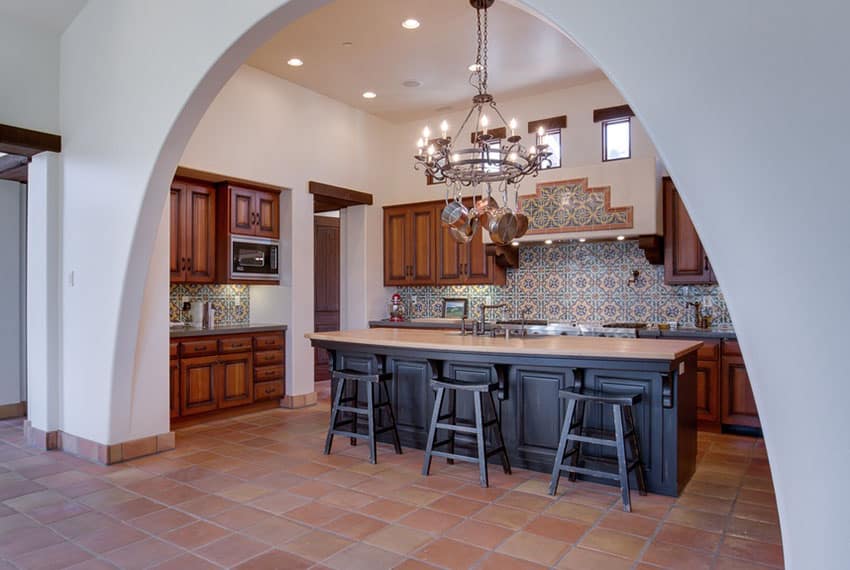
663;177;716;285
721;340;760;428
694;339;721;425
383;203;437;286
384;200;505;286
170;179;216;284
172;330;285;420
221;184;280;239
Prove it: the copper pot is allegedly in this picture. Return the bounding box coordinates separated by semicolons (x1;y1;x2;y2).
449;212;480;244
514;212;529;238
441;199;469;229
487;208;519;245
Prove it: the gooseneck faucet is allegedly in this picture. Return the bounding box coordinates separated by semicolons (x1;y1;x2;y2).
479;303;507;335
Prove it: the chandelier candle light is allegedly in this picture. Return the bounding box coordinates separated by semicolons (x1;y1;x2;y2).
413;0;551;245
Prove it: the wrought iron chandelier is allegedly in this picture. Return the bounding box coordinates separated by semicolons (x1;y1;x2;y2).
413;0;551;245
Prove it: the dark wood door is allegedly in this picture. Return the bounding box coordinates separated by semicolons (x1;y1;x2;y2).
229;186;256;236
408;204;437;284
721;353;760;428
437;211;465;284
695;359;720;424
383;206;410;285
184;182;216;283
170;183;186;282
169;359;180;419
218;353;253;408
180;355;219;416
254;190;279;239
314;216;340;382
663;177;716;285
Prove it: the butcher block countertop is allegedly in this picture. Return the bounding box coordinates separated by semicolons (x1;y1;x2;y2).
306;328;702;362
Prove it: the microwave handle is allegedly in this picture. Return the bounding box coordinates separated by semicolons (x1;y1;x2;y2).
271;246;278;270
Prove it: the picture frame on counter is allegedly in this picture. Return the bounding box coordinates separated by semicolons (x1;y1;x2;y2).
442;298;468;319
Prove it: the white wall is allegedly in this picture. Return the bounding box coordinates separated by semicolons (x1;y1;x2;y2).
180;64;395;397
0;181;25;407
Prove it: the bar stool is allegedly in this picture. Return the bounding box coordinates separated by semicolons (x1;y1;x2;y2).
324;368;402;464
549;387;647;512
422;378;511;487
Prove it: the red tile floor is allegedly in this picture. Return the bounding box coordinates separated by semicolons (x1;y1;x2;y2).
0;389;782;569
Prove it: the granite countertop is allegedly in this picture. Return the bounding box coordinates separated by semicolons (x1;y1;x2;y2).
307;328;702;361
170;323;287;338
369;318;469;330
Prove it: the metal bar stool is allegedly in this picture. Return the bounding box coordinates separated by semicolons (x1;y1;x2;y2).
549;387;647;511
324;368;402;464
422;378;511;487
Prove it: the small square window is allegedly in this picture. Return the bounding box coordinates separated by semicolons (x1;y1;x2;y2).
540;129;562;169
603;118;631;161
483;139;501;173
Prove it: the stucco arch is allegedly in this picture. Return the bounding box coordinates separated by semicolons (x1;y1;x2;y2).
58;1;850;568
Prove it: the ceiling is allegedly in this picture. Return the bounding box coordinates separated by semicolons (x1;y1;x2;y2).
247;0;603;124
0;0;86;33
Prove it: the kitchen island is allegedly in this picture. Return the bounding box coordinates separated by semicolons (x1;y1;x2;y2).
307;328;702;496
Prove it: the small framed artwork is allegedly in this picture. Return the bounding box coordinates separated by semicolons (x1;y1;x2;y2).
442;298;468;319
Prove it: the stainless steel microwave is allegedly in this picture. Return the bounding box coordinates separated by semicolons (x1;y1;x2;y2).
230;236;279;281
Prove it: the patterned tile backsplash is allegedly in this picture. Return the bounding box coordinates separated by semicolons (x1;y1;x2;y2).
397;240;731;326
169;284;250;326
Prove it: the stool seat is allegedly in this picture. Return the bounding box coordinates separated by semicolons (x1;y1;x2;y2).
430;378;498;392
332;369;393;384
558;387;642;406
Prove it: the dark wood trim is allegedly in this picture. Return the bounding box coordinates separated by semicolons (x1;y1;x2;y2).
0;154;29;182
309;180;373;212
527;115;567;133
0;123;61;156
637;235;664;265
593;105;634;123
469;126;507;143
485;244;519;269
175;166;285;193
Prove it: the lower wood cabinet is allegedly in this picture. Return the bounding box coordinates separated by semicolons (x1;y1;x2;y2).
180;355;220;416
218;352;254;409
721;341;760;428
169;359;180;419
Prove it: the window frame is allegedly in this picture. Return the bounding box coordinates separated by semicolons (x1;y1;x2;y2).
539;128;562;170
602;116;631;162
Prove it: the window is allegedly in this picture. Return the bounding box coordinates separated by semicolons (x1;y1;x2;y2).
483;139;501;173
603;117;631;161
540;129;562;169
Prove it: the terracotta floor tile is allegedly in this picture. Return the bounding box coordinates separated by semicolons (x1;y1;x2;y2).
76;487;137;510
216;482;274;503
477;552;549;569
579;528;647;560
4;489;66;512
102;537;183;569
322;512;387;540
10;540;92;570
415;537;487;570
655;522;721;551
393;559;439;570
65;559;120;570
713;556;782;570
732;502;780;524
319;488;375;509
48;512;116;539
726;517;782;544
428;495;486;517
496;530;571;566
162;520;231;549
284;461;335;478
364;524;433;555
149;553;219;570
234;549;313;570
285;501;347;526
74;522;148;554
473;505;536;530
544;500;606;524
280;529;353;561
495;490;555;513
666;506;728;533
451;484;508;503
240;514;311;546
250;490;313;514
324;542;404;570
400;508;463;534
195;533;270;567
210;505;277;530
676;492;734;515
33;470;90;489
414;474;467;493
737;488;777;508
598;510;660;538
27;500;91;524
174;494;237;517
389;485;444;507
100;496;165;520
720;536;784;567
641;541;714;570
186;473;242;493
57;478;114;499
446;519;514;550
287;479;339;498
130;508;196;534
682;480;739;500
556;546;634;570
524;515;589;543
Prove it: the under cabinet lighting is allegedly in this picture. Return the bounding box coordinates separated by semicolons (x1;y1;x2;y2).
544;239;553;245
617;235;625;241
287;58;303;67
402;18;420;29
511;241;519;247
0;152;6;158
362;91;377;99
578;238;586;243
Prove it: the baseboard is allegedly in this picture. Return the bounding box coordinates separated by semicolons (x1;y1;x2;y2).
0;401;26;420
24;421;175;465
280;391;317;409
23;420;59;450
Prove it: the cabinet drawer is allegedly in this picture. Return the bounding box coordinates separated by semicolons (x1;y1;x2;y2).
254;381;283;401
254;365;284;382
697;339;721;361
724;339;742;356
170;342;179;358
181;339;218;357
219;335;253;353
254;334;284;350
254;349;283;366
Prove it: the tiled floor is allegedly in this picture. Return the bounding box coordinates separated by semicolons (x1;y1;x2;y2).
0;393;782;569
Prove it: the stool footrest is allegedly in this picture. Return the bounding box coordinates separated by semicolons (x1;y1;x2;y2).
429;450;480;464
571;454;642;472
329;430;370;441
485;446;507;458
556;463;620;481
563;433;618;447
335;405;368;415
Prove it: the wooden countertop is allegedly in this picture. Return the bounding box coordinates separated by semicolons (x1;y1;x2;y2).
306;328;702;361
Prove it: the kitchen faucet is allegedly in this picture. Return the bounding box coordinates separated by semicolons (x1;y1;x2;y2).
478;303;507;335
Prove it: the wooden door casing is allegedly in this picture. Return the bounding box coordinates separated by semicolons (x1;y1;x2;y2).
218;352;254;408
314;216;340;382
180;356;219;416
663;177;716;285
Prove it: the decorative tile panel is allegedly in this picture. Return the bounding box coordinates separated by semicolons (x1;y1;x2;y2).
169;284;250;326
518;178;633;234
395;240;730;326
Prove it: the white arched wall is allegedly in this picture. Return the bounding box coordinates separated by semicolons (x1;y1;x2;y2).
54;1;850;567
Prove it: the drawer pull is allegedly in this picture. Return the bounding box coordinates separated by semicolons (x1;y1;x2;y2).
194;346;206;352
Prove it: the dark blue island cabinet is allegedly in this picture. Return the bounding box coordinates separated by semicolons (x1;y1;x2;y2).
309;330;700;497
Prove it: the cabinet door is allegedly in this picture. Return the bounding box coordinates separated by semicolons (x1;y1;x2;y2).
218;353;254;408
464;217;504;285
436;216;465;284
184;182;216;283
663;178;715;285
695;359;720;424
408;204;437;284
254;190;279;239
721;354;760;428
180;356;219;416
383;206;410;285
170;359;180;419
169;184;186;282
229;186;256;236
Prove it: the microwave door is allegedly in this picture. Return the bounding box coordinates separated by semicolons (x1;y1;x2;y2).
237;249;265;268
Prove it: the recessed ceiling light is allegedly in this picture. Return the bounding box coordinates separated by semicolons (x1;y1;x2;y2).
578;238;587;243
362;91;377;99
402;18;420;30
342;41;353;47
544;239;553;245
617;235;625;241
402;80;422;88
468;63;482;72
287;58;303;67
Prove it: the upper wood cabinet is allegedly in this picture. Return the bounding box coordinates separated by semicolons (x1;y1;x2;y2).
170;179;216;284
437;199;505;286
383;203;437;286
663;177;716;285
221;184;280;239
